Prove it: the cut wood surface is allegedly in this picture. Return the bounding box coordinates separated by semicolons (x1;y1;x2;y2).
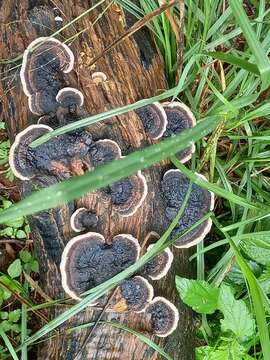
0;1;195;359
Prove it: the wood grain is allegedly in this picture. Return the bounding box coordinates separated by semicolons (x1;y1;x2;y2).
0;1;195;359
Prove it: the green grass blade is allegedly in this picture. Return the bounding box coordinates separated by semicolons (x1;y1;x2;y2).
0;330;20;360
31;87;178;148
171;157;269;212
0;115;220;224
228;0;270;90
11;205;210;353
207;51;260;75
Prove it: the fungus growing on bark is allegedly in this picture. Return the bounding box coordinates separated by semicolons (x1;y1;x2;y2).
20;37;74;115
9;125;92;180
60;232;140;300
9;124;53;180
136;103;167;140
141;245;174;280
113;276;154;313
89;139;121;167
70;208;98;233
56;87;84;108
91;72;107;83
161;169;214;248
89;139;148;216
162;101;196;163
105;171;148;217
145;297;179;337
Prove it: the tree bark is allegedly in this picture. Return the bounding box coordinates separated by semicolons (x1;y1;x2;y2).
0;1;195;359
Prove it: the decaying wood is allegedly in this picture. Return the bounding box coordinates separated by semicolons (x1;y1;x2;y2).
0;1;195;359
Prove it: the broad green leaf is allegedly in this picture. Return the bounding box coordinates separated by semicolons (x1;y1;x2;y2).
175;276;219;314
218;284;255;338
241;242;270;266
0;115;220;224
7;259;22;279
196;342;252;360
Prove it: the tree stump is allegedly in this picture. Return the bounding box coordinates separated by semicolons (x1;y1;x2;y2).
0;1;195;359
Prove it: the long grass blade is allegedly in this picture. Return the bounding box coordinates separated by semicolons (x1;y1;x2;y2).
0;115;220;224
228;0;270;90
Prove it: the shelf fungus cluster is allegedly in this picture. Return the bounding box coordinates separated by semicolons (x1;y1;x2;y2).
10;37;216;340
136;101;196;162
60;231;179;337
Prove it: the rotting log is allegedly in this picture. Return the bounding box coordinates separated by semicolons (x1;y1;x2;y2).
0;1;195;359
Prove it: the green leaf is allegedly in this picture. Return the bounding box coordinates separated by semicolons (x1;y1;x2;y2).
15;230;27;239
30;260;39;273
19;251;31;263
241;242;270;266
8;310;21;323
228;0;270;90
175;276;219;314
0;114;221;224
7;259;22;279
218;284;255;338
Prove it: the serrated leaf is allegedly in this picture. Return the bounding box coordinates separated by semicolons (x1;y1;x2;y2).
176;276;219;314
7;259;22;279
218;285;255;338
241;242;270;266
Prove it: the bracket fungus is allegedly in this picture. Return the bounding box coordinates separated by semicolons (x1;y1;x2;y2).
161;169;214;248
104;171;148;217
20;37;74;115
9;124;53;180
113;276;154;313
60;232;140;300
162;101;196;163
89;139;148;217
145;297;179;337
70;208;98;233
9;125;93;180
89;139;121;167
141;245;174;280
136;103;167;140
56;87;84;108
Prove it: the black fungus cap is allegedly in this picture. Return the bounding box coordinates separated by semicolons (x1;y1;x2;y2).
60;232;140;300
161;169;214;248
162;101;196;163
145;297;179;337
136;102;167;140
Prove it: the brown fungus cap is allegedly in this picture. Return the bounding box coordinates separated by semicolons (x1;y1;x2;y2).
20;37;74;115
70;208;98;233
162;101;196;163
9;124;53;180
136;102;167;140
145;297;179;337
105;171;148;217
141;245;174;280
56;87;84;108
161;169;214;248
113;276;154;313
60;232;140;301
